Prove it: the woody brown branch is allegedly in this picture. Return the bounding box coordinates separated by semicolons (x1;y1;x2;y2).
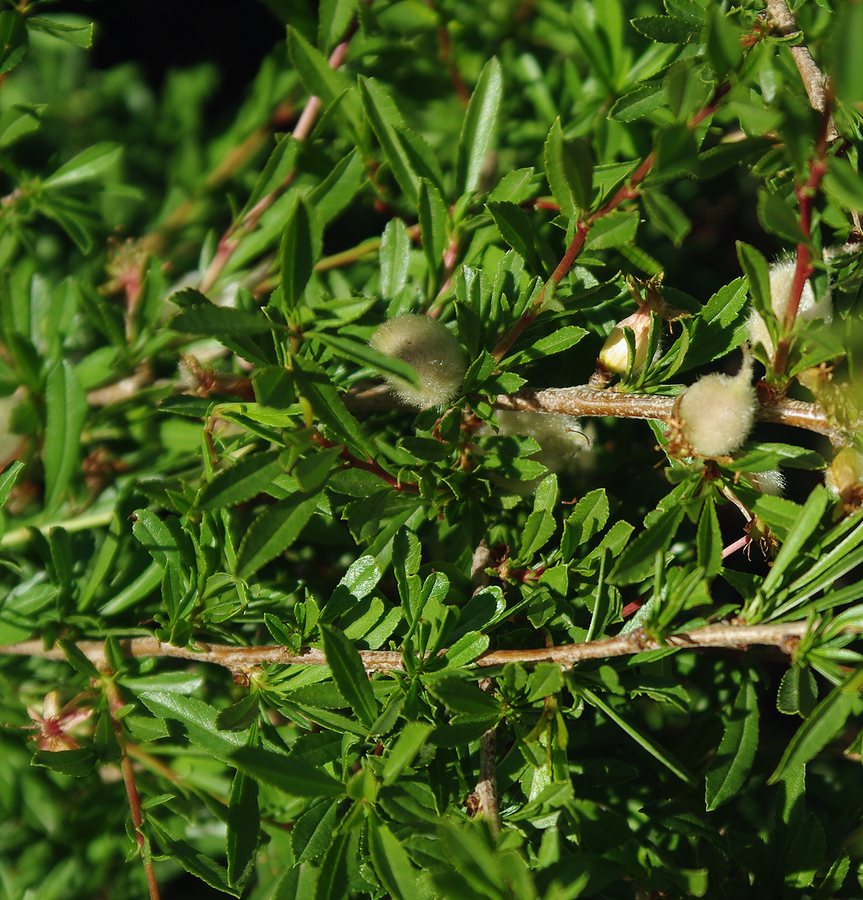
494;385;846;443
765;0;839;142
0;620;848;675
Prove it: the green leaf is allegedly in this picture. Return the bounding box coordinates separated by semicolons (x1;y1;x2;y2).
339;555;381;599
231;746;344;795
757;190;804;243
291;355;376;458
696;497;722;577
609;82;667;123
226;768;259;888
320;624;378;729
132;509;183;572
831;0;863;105
280;199;316;319
510;325;588;364
417;178;448;289
642;189;691;246
543;118;593;219
368;819;418;900
315;832;350;900
486;201;543;273
170;289;277;335
136;692;249;761
584;209;639;249
823;157;863;210
382;722;435;785
705;675;760;810
292;799;339;863
0;460;25;507
736;241;771;315
654;124;698;179
777;666;818;717
43;142;122;189
705;6;741;78
0;10;27;73
379;217;411;300
768;668;863;783
426;678;501;717
287;25;353;114
236;494;319;577
308;330;420;385
456;57;503;196
43;361;87;512
609;506;684;585
197;451;285;511
359;76;422;203
318;0;354;52
28;16;94;48
581;687;694;784
630;15;698;43
149;819;241;897
308;149;365;228
761;486;829;600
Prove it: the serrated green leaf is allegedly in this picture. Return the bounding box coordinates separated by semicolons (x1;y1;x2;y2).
418;178;448;290
137;692;250;761
43;360;87;512
197;451;285;511
831;1;863;105
226;767;259;888
768;668;863;783
757;190;804;243
705;675;759;809
697;498;722;577
28;16;94;48
43;142;122;189
237;493;319;577
320;624;378;729
0;11;27;74
609;505;684;585
280;199;316;318
382;722;434;785
823;157;863;210
368;819;418;900
630;15;698;43
456;57;503;196
232;745;344;795
544;118;592;219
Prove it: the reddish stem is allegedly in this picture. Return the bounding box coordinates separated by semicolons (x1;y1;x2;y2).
493;84;728;362
772;108;831;376
105;678;160;900
200;33;354;293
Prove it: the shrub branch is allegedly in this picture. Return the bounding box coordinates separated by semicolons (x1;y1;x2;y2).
0;620;848;675
494;385;845;442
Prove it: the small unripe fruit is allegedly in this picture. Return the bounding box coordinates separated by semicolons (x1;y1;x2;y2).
597;308;652;375
678;354;756;457
748;257;832;355
750;469;785;496
496;410;588;473
370;314;466;409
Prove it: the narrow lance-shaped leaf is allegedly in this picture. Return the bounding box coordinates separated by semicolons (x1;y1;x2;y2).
456;57;503;196
705;674;760;810
43;360;88;512
544;118;593;218
280;198;316;321
768;668;863;784
236;494;319;578
321;623;379;729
